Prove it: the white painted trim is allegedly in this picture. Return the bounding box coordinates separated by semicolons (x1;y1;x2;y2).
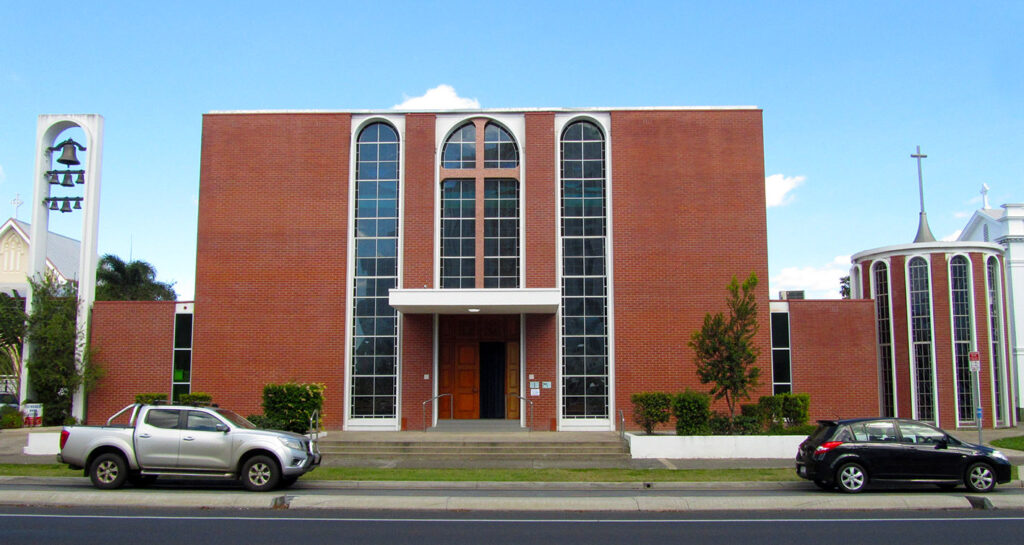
344;115;406;431
904;255;939;424
389;288;559;314
869;258;898;417
984;256;1012;427
553;112;614;431
853;241;1004;262
627;434;804;459
208;106;762;115
946;252;976;427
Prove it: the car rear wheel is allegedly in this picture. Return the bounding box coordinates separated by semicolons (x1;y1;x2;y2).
241;455;280;492
965;462;996;493
89;452;128;490
835;462;867;493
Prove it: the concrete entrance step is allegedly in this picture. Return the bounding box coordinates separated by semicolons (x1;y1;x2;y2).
316;430;630;468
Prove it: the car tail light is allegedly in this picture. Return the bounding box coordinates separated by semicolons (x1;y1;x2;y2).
814;441;843;455
59;429;70;450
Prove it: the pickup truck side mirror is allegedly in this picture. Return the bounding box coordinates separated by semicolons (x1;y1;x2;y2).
215;424;229;433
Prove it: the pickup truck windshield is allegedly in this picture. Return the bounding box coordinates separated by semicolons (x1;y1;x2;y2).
214;409;257;429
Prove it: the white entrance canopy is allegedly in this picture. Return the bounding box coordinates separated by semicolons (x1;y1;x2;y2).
388;288;560;314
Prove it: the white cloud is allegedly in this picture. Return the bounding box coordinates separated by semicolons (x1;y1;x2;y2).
771;255;850;299
953;211;970;219
765;174;805;207
392;85;480;110
942;229;963;242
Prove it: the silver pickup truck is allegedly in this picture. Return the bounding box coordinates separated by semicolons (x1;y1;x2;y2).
58;403;321;491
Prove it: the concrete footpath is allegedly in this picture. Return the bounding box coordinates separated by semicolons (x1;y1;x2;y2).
3;426;1024;512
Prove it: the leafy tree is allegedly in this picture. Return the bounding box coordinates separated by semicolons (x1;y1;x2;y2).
0;291;27;395
689;272;762;425
25;275;82;424
95;254;176;301
839;275;851;299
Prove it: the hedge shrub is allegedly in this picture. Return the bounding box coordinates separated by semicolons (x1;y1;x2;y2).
1;406;23;429
630;392;671;434
262;382;326;434
134;393;168;405
672;390;710;435
178;392;213;406
782;393;810;426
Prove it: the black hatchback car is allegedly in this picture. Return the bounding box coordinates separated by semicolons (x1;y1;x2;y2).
796;418;1012;493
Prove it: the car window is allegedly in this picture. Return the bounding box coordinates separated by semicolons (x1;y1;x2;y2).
832;426;852;442
187;411;224;432
863;420;897;442
898;421;946;444
145;409;181;429
848;423;869;441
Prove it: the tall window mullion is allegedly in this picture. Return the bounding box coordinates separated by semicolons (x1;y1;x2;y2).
987;257;1006;425
873;262;896;417
560;121;609;420
908;257;936;424
351;122;400;419
950;256;975;424
441;179;475;289
484;178;519;288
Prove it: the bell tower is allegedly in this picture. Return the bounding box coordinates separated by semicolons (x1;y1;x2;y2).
21;114;104;423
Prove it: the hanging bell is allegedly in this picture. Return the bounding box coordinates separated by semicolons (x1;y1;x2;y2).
48;199;59;211
56;141;81;166
46;172;58;184
73;198;82;210
61;172;75;187
76;171;85;184
60;199;72;213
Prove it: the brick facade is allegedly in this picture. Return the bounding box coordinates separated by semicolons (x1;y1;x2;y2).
90;107;984;433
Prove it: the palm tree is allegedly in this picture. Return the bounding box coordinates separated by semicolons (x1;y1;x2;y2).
95;254;177;301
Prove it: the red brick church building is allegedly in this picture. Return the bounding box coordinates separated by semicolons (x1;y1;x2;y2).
86;107;934;431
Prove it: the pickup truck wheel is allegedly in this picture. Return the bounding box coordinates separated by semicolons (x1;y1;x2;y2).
89;453;128;490
241;455;280;492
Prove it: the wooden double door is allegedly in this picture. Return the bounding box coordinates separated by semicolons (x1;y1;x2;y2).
438;315;521;420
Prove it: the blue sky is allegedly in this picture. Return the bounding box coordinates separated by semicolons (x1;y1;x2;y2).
1;1;1020;300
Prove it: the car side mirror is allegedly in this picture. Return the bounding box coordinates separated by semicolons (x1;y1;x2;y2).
935;438;948;449
216;424;229;433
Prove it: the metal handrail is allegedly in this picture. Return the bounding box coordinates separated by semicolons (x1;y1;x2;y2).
618;409;626;441
308;409;321;436
422;393;453;431
507;394;534;432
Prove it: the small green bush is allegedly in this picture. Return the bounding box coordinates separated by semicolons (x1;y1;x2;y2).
631;392;672;434
263;382;326;434
782;393;810;426
758;395;785;427
731;414;762;435
135;393;168;405
1;406;23;429
672;390;711;435
708;413;733;435
178;392;213;406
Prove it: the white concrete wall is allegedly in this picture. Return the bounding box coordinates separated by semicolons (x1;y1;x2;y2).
627;433;805;459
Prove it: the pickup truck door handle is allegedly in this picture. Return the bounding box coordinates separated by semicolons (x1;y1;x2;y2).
183;436;195;441
138;433;151;439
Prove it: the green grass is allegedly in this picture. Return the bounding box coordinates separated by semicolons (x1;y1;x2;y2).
303;467;798;482
0;464;798;483
0;464;83;478
991;436;1024;452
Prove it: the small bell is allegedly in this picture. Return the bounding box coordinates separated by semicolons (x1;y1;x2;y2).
76;171;85;184
46;172;58;185
60;199;72;213
61;172;75;187
48;199;59;211
73;199;82;210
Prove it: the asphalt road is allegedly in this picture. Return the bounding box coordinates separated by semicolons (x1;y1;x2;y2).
2;506;1024;545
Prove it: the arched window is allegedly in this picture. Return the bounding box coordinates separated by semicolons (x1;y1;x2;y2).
484;122;518;168
442;123;476;169
908;257;935;423
350;122;400;419
560;120;608;420
949;255;975;424
872;262;895;417
987;257;1007;425
440;119;520;288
